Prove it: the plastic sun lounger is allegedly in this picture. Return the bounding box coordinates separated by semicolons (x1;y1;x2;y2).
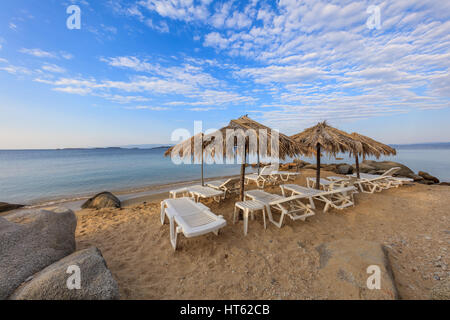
170;185;225;202
245;166;276;188
350;167;402;193
244;190;315;228
160;198;226;250
270;170;300;182
280;184;358;213
206;178;240;197
306;177;348;190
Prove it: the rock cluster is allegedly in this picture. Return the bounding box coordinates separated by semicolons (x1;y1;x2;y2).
280;159;444;185
0;208;119;300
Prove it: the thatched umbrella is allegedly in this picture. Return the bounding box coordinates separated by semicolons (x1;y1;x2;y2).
165;132;206;186
291;121;362;190
219;116;310;200
350;132;397;179
166;115;310;200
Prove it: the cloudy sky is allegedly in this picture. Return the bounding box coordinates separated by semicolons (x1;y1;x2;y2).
0;0;449;149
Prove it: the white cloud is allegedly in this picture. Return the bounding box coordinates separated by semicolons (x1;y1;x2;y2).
20;48;56;58
41;64;66;73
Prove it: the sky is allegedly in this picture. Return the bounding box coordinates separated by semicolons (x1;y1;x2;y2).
0;0;449;149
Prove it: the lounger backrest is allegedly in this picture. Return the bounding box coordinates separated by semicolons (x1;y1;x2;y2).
222;178;240;188
269;194;308;206
381;167;401;177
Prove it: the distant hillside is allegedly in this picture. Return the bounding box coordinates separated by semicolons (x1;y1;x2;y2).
392;142;450;149
119;144;173;149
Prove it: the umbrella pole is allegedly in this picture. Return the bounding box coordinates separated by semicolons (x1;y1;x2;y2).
355;154;360;179
257;146;260;175
239;140;248;201
316;144;321;190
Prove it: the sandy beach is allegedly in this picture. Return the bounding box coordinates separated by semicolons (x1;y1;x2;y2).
44;169;450;300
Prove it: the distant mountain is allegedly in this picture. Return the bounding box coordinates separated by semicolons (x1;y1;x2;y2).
392;142;450;149
118;144;173;149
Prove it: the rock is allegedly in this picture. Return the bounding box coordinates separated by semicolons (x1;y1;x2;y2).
431;279;450;300
0;202;24;213
315;239;398;300
418;171;439;184
358;163;376;173
9;247;119;300
337;164;353;175
303;164;317;170
361;160;414;178
322;164;338;172
439;182;450;186
0;208;77;299
81;192;121;210
409;174;424;182
418;179;436;185
293;159;310;168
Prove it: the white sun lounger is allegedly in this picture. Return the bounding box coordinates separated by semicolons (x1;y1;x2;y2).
270;170;300;182
350;167;402;193
160;198;226;250
206;178;240;197
306;177;349;190
245;166;275;188
170;185;225;202
244;189;315;228
280;184;357;213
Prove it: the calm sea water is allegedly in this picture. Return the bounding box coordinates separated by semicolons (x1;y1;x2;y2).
0;146;449;205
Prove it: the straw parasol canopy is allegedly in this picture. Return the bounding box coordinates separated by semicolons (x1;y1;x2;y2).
165;132;207;185
350;132;397;178
166;115;310;200
291;121;362;189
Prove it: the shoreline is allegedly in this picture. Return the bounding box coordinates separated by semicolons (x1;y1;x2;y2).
2;173;244;218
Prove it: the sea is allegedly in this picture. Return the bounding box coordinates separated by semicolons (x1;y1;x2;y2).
1;144;449;207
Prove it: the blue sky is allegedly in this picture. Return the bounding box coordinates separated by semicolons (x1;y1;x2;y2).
0;0;449;149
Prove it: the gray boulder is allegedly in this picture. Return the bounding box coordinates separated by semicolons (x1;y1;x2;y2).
315;239;398;300
10;247;119;300
0;202;24;213
81;192;121;210
358;162;376;173
337;164;353;175
361;160;414;178
418;171;439;184
0;208;77;299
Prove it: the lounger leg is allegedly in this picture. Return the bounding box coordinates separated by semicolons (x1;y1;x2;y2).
308;197;316;209
244;209;249;236
160;203;167;225
233;206;239;224
262;208;267;230
169;217;179;250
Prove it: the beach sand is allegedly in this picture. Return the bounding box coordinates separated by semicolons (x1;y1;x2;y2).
72;169;449;300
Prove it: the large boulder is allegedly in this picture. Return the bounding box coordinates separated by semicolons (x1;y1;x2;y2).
358;162;376;173
418;171;439;184
0;202;24;213
81;192;121;210
0;208;77;299
293;159;310;168
337;164;353;175
361;160;414;178
315;240;398;300
9;247;119;300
